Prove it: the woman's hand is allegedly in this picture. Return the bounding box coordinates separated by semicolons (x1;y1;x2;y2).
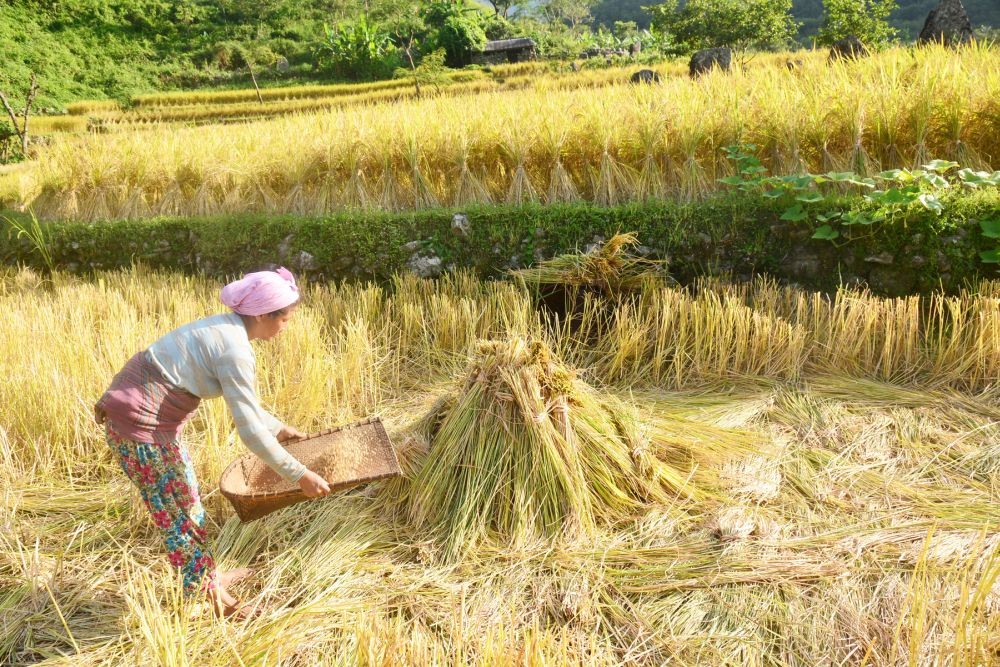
298;469;331;498
276;425;306;443
94;404;106;426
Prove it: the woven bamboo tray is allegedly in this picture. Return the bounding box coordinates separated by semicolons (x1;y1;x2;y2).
220;417;401;522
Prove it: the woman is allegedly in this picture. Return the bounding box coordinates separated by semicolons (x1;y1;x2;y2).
94;266;331;619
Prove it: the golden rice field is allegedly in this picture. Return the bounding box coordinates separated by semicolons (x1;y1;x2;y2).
90;73;537;126
68;71;500;126
2;265;1000;665
6;44;998;222
47;61;627;130
23;117;89;136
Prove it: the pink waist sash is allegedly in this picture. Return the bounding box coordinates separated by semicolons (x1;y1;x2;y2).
97;351;201;444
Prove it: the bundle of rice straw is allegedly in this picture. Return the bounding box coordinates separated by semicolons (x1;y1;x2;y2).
512;232;668;298
407;336;721;560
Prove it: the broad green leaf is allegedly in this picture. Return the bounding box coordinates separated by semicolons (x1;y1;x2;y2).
812;225;839;240
981;219;1000;239
795;192;825;203
923;159;959;173
718;176;746;186
871;188;916;206
763;189;786;199
980;249;1000;263
780;204;808;222
824;172;877;188
958;168;990;188
842;211;874;226
921;173;949;189
779;175;813;189
917;193;944;214
824;171;859;182
816;210;842;223
724;143;756;156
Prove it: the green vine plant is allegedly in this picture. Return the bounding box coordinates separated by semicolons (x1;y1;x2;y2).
4;209;54;272
720;144;1000;264
983;218;1000;264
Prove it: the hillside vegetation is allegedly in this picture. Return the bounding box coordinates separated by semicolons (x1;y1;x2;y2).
1;0;997;111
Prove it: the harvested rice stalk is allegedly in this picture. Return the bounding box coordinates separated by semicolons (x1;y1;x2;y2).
407;337;712;560
512;232;668;299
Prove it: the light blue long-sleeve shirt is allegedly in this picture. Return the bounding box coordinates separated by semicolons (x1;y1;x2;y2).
146;312;306;482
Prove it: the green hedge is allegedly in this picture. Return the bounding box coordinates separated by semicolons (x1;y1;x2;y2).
2;190;999;295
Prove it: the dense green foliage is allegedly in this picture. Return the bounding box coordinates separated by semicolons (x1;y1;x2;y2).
3;190;998;294
0;0;498;107
0;0;997;110
718;145;1000;262
648;0;798;53
794;0;1000;41
422;0;490;66
816;0;898;46
319;17;400;80
591;0;1000;39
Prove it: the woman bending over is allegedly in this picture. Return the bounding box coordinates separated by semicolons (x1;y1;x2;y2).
95;267;331;619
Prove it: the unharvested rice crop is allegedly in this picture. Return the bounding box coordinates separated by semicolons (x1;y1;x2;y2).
2;266;1000;664
61;63;673;129
16;45;999;221
66;100;122;116
130;69;488;108
100;75;533;125
22;116;89;136
0;164;29;207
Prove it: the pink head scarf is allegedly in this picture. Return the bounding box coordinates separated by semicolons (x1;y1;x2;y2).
220;267;299;316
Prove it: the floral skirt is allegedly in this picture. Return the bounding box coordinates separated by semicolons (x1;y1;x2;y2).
105;422;216;596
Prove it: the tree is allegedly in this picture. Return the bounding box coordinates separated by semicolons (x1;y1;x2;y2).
592;0;651;30
0;73;39;160
421;0;487;67
482;12;517;40
484;0;517;19
542;0;597;30
387;10;434;95
647;0;798;54
512;15;590;58
613;20;640;41
394;47;450;97
817;0;897;47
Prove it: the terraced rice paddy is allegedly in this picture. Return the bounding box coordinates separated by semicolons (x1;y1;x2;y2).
8;45;998;221
2;266;999;664
40;61;661;130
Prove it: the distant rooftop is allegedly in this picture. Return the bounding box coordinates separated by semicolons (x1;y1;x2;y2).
482;38;536;52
